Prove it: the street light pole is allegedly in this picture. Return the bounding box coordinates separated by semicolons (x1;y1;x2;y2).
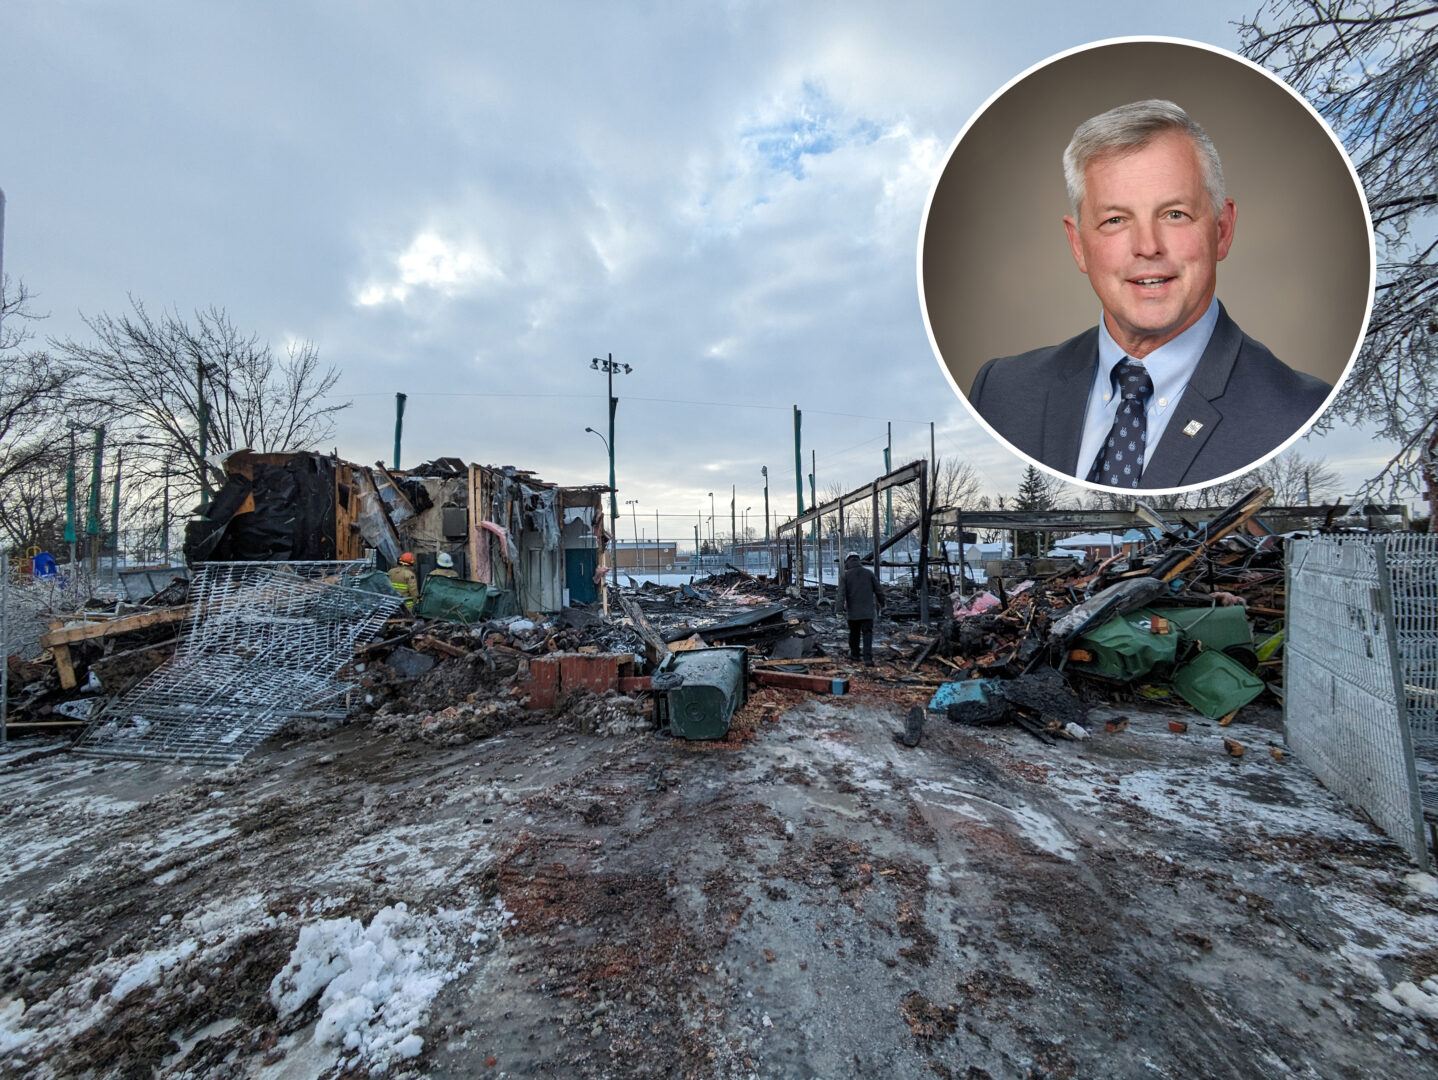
591;354;632;591
761;465;770;545
584;425;614;591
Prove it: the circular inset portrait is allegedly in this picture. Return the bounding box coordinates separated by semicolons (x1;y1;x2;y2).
918;37;1373;493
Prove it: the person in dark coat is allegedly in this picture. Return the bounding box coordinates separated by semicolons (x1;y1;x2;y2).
837;551;885;665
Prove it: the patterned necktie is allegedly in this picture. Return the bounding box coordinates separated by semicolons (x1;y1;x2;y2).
1087;359;1153;488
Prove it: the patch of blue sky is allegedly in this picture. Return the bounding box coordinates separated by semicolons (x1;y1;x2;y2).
742;84;882;180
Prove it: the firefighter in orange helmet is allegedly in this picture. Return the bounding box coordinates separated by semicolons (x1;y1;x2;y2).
387;551;418;610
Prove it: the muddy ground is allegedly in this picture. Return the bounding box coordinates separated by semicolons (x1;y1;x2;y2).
1;672;1436;1079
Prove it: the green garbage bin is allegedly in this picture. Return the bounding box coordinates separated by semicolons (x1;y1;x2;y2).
654;647;749;740
1171;648;1266;718
416;577;510;623
1070;616;1181;681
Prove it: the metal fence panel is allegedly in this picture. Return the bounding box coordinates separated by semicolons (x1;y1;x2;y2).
1285;537;1427;869
74;561;399;765
1385;533;1438;739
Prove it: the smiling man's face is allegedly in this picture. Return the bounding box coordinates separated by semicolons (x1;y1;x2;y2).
1063;130;1236;359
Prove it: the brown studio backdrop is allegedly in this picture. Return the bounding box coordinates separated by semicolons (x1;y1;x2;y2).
921;41;1371;397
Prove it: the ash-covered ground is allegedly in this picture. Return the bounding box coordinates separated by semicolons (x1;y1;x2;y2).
1;684;1436;1079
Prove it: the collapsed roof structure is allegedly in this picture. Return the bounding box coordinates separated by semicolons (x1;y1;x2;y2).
184;450;610;614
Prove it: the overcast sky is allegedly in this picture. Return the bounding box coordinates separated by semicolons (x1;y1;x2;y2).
1;2;1393;541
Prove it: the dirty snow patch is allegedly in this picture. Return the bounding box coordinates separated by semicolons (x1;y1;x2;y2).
1374;977;1438;1020
1405;872;1438;899
110;938;199;1000
0;999;34;1054
269;902;485;1072
1007;803;1076;861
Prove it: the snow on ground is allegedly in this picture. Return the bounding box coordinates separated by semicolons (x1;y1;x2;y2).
3;697;1438;1077
267;901;504;1073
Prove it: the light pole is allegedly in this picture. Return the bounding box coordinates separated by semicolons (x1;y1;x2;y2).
590;354;632;590
761;465;770;545
625;498;640;576
584;426;614;589
708;492;715;549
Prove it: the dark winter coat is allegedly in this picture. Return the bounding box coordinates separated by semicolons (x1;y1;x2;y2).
838;556;884;621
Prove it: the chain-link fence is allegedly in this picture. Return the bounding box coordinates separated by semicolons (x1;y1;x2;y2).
0;561;109;662
1286;536;1429;869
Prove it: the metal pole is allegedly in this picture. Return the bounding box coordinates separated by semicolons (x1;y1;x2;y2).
793;407;803;586
87;427;105;574
762;465;770;544
730;485;735;565
918;465;930;628
809;451;818;598
884;422;893;539
929;422;937;561
197;363;210;512
393;392;407;470
0;543;7;745
65;427;77;569
872;484;880;597
655;509;660;572
110;446;122;582
607;362;618;590
161;461;171;564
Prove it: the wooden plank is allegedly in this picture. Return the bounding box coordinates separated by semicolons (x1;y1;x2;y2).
53;644;78;690
40;605;192;648
617;593;671;667
414;634;469;659
752;670;848;694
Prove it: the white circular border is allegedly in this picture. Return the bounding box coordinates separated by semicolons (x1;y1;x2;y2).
916;35;1377;497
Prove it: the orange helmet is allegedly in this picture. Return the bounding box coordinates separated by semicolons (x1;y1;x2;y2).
399;552;415;565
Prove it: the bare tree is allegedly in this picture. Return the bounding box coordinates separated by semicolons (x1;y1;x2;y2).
1239;2;1438;499
892;457;984;530
818;480;874;551
1202;449;1345;506
54;300;350;513
0;278;84;550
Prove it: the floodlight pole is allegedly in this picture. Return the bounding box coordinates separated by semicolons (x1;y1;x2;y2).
591;354;632;590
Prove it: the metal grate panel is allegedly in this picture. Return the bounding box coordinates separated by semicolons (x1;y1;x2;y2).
1385;533;1438;738
1285;537;1427;869
74;561;399;764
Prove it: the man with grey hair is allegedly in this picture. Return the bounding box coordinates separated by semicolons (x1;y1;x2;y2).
969;99;1331;488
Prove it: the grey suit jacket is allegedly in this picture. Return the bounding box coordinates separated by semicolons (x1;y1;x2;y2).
968;304;1332;488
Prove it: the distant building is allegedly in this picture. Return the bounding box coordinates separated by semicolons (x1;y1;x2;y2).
614;540;678;571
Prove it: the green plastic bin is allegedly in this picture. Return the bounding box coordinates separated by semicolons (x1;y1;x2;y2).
654;647;749;740
1171;648;1266;718
415;576;510;623
1070;616;1180;681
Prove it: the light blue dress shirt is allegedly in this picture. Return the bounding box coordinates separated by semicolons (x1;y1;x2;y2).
1076;297;1221;481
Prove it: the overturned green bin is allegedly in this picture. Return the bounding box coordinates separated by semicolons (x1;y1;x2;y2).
415;576;513;623
653;647;749;740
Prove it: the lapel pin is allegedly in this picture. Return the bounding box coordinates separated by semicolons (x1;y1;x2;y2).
1182;420;1204;438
